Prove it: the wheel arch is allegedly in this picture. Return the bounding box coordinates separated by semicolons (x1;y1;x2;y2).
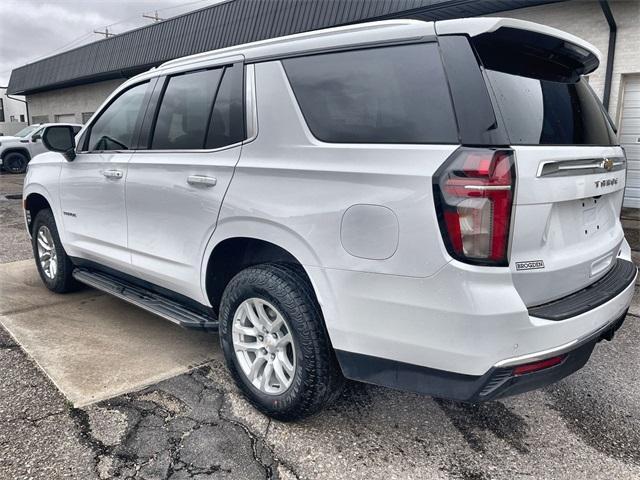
24;192;52;233
1;147;31;161
204;236;318;315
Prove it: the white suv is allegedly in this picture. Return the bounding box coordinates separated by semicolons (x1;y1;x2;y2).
1;123;82;173
24;18;637;420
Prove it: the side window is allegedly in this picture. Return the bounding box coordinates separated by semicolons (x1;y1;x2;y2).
72;126;82;135
205;63;245;149
151;69;223;150
282;44;458;144
87;82;149;151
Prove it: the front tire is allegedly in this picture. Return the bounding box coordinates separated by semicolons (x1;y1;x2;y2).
3;152;28;174
219;263;343;421
32;209;79;293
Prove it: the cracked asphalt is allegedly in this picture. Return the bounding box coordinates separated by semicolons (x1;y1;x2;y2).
1;171;639;479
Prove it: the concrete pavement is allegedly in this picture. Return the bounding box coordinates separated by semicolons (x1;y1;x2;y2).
1;171;639;480
0;260;220;406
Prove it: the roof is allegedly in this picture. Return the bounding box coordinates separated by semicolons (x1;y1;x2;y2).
155;19;434;71
7;0;564;95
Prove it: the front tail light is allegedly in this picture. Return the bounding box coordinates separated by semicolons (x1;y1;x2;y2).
433;148;515;266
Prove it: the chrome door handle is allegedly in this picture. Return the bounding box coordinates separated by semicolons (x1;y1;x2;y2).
187;175;217;187
102;169;123;179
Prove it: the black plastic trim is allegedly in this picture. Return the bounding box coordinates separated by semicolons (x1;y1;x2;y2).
437;35;508;146
529;259;637;321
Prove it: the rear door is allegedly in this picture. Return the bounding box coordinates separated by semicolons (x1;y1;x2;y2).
440;27;626;307
126;60;245;300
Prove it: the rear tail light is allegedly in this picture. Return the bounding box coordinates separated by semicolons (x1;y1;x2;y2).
433;148;515;266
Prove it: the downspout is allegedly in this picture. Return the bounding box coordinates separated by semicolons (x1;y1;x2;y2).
0;87;30;126
598;0;617;111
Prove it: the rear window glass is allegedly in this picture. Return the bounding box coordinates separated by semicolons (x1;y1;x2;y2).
487;71;617;145
282;43;458;144
470;28;617;146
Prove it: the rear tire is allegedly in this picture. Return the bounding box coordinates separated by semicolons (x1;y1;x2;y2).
3;152;28;174
31;209;79;293
219;263;343;421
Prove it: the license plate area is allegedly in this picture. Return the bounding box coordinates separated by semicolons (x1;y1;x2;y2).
580;197;601;237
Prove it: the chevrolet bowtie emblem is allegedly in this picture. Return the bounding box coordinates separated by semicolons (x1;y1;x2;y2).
602;158;614;171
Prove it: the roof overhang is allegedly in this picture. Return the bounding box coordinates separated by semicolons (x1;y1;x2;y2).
7;0;566;95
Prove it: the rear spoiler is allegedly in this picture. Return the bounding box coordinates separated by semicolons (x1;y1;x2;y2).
435;18;600;79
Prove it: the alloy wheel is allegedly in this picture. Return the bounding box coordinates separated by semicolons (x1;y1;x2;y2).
36;225;58;279
232;298;296;395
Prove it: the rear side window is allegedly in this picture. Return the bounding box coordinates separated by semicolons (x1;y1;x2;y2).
152;69;223;150
205;63;245;149
282;44;458;144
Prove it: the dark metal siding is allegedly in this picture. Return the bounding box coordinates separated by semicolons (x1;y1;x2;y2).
7;0;563;95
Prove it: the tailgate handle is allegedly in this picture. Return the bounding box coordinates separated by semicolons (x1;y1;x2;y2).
537;157;625;177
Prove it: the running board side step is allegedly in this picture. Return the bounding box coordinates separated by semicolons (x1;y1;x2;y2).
72;268;218;332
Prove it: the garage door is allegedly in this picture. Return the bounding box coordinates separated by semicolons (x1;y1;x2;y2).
620;76;640;209
54;113;76;123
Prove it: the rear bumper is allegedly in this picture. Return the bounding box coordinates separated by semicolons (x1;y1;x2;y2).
335;309;628;402
311;255;636;399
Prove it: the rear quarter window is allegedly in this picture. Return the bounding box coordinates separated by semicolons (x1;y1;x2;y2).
282;43;458;144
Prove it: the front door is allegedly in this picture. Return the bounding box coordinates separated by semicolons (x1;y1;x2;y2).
126;61;245;301
59;81;151;271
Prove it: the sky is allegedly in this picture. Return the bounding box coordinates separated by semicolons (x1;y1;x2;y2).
0;0;225;87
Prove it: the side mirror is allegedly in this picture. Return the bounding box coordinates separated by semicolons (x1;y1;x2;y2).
31;134;41;142
43;126;76;161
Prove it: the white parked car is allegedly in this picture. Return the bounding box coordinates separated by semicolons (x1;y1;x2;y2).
0;123;82;173
23;18;637;420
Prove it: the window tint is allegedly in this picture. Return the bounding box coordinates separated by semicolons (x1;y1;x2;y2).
205;63;245;149
88;82;148;151
152;69;222;150
486;71;617;145
469;29;617;146
282;44;458;144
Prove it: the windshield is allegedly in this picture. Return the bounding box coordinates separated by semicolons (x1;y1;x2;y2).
14;125;41;138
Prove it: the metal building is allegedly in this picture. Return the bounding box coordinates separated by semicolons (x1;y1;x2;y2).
6;0;640;207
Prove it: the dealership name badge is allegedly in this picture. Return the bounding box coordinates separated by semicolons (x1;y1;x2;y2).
515;260;545;271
